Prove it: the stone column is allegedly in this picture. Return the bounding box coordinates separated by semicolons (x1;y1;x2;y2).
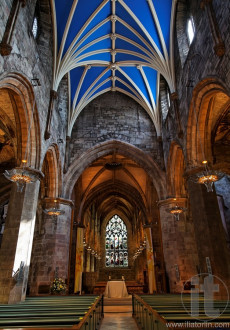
46;198;73;280
200;0;225;57
158;198;198;293
74;225;84;294
29;197;73;295
143;225;157;294
187;181;230;297
0;170;42;304
86;250;91;272
0;0;26;56
90;254;95;273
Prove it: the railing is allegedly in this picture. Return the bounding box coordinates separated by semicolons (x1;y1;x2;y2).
132;294;168;330
74;294;104;330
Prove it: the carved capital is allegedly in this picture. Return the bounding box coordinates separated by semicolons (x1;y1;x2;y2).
214;42;225;57
19;0;27;7
44;130;51;140
200;0;212;10
170;92;178;101
50;89;58;99
0;42;12;56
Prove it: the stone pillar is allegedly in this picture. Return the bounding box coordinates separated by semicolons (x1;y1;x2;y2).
158;198;198;293
86;250;91;272
0;171;42;304
29;197;73;295
187;181;230;297
44;90;58;140
90;254;95;273
0;0;26;56
200;0;225;57
143;225;157;294
74;225;84;294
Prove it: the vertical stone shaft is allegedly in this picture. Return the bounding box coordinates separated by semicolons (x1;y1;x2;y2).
44;90;58;140
200;0;225;56
170;92;183;138
63;136;71;173
0;0;26;56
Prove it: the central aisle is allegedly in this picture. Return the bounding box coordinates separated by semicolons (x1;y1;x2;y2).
100;297;138;330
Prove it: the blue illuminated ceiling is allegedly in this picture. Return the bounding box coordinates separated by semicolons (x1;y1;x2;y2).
51;0;177;136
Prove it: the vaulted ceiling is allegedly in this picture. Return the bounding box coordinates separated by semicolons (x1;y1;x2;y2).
51;0;176;136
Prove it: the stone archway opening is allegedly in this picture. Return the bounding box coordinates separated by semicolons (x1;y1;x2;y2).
68;151;166;295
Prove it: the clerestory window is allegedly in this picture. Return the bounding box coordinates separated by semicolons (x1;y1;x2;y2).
32;16;38;39
105;215;128;267
187;17;195;45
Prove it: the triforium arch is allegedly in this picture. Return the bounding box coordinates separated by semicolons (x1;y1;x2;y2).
0;72;41;169
64;140;166;201
186;78;230;171
40;144;62;198
166;141;186;198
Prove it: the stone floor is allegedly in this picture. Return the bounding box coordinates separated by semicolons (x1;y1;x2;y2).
100;300;139;330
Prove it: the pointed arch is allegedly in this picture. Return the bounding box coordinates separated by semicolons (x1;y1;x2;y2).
167;141;186;198
41;144;62;198
0;72;41;169
64;140;166;200
186;78;230;171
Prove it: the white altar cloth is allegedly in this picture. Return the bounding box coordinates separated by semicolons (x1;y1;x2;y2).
104;281;129;298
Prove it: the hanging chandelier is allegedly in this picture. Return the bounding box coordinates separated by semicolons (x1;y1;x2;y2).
189;161;224;193
43;199;65;217
167;204;186;221
166;198;186;221
4;161;39;192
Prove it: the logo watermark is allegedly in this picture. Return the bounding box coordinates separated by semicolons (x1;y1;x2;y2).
181;273;229;322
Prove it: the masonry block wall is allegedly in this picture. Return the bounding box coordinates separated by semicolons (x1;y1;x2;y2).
70;92;164;168
162;0;230;163
0;0;67;167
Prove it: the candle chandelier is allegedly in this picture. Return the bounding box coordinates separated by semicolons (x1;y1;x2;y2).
167;204;186;221
4;164;38;193
189;160;224;193
43;199;65;217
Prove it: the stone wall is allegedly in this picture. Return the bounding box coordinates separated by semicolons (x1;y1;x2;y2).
70;92;164;168
0;0;68;170
162;0;230;163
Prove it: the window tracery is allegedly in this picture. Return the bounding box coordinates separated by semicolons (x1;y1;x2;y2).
105;215;128;267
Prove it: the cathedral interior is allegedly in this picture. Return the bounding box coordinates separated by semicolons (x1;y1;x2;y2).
0;0;230;328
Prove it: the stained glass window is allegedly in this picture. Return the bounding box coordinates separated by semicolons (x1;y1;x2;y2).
105;215;128;267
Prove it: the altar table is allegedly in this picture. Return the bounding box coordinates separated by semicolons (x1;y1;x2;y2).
104;280;129;298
